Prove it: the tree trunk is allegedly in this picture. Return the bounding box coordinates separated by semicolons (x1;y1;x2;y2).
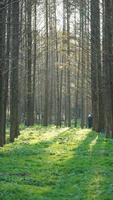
91;0;101;132
0;1;6;146
43;0;49;126
10;0;19;142
26;0;34;126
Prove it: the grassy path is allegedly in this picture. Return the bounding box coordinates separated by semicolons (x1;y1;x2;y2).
0;126;113;200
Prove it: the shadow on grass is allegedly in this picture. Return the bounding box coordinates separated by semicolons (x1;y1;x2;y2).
0;128;113;200
85;134;113;200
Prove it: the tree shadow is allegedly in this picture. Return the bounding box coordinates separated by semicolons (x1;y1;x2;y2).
85;135;113;200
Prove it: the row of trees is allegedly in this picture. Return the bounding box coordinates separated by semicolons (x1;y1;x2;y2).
0;0;112;146
91;0;113;137
0;0;20;146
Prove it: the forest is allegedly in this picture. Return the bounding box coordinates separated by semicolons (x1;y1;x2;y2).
0;0;113;199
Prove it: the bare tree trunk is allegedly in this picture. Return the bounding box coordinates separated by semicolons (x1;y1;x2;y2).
91;0;100;132
26;0;34;126
103;0;113;136
10;0;19;142
33;1;37;123
0;1;6;146
66;0;71;127
43;0;49;126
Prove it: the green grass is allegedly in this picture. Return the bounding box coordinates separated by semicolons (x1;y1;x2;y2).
0;126;113;200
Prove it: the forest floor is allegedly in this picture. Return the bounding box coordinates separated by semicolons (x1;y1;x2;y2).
0;126;113;200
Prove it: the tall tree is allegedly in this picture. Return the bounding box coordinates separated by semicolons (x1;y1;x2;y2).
66;0;71;127
26;0;34;126
43;0;49;126
0;1;6;146
91;0;101;132
10;0;20;142
33;0;37;122
103;0;113;136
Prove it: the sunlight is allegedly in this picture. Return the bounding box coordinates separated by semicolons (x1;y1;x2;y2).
89;136;98;153
47;129;91;162
0;127;112;200
38;128;69;143
4;127;69;148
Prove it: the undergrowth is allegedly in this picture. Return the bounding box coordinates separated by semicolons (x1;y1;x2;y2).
0;126;113;200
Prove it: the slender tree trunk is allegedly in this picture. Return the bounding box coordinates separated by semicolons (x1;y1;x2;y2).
33;1;37;123
26;0;34;126
43;0;49;126
103;0;113;136
66;0;71;127
81;0;85;128
0;1;6;146
5;0;11;133
91;0;101;132
10;0;19;142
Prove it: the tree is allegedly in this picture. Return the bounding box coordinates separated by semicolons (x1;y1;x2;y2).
26;0;34;126
66;0;71;127
10;0;20;142
103;0;113;137
43;0;49;126
0;1;6;146
91;0;101;132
